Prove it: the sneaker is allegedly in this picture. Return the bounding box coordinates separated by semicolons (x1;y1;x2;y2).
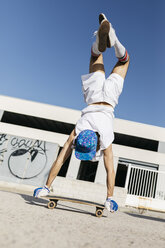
99;13;117;48
97;20;110;52
99;13;107;25
104;198;118;212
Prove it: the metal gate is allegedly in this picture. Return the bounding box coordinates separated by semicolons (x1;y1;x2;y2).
125;164;165;212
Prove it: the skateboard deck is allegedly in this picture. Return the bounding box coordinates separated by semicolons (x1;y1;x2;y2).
41;195;105;217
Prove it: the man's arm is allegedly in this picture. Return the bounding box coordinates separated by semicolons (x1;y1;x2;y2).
103;144;115;198
46;129;76;188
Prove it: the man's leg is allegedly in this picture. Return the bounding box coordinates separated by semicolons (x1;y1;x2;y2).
111;57;130;80
99;13;130;79
89;19;112;74
111;32;130;78
89;52;130;79
89;54;105;74
110;28;130;79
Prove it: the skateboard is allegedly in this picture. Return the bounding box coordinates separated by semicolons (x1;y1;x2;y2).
41;195;105;217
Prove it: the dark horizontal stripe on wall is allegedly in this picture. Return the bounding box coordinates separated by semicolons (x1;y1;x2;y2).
114;133;159;152
1;111;75;135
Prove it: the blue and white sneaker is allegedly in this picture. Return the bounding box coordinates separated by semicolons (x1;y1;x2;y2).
33;185;50;198
104;198;118;212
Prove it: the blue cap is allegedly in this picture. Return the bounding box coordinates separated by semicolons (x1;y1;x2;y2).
75;130;98;161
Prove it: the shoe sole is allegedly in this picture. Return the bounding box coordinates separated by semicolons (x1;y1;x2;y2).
98;20;110;52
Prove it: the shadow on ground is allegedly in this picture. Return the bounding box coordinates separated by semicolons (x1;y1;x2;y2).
124;212;165;223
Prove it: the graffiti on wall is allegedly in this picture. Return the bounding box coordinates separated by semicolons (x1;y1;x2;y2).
8;138;48;179
0;134;8;163
0;134;8;157
0;133;59;185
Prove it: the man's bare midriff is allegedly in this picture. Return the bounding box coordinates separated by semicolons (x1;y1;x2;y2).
90;102;113;108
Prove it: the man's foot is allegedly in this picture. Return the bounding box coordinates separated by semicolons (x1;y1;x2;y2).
99;13;117;48
91;13;117;56
97;20;110;52
33;185;50;198
99;13;107;25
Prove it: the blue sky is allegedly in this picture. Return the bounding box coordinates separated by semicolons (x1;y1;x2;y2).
0;0;165;128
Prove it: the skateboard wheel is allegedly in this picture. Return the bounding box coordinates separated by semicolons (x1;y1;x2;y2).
95;208;103;217
47;200;57;209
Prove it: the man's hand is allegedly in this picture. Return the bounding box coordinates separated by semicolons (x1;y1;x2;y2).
104;198;118;212
33;185;50;198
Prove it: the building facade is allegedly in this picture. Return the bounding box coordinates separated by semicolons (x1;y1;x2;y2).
0;95;165;211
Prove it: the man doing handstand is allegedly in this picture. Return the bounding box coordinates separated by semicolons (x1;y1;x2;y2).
34;13;130;212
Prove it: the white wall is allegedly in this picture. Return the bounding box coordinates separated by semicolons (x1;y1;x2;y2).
1;95;165;208
0;110;4;120
158;141;165;154
113;144;165;167
0;122;67;146
1;122;165;170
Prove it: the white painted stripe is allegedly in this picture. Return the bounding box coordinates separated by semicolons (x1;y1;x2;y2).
0;122;68;146
0;95;81;124
112;143;165;165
